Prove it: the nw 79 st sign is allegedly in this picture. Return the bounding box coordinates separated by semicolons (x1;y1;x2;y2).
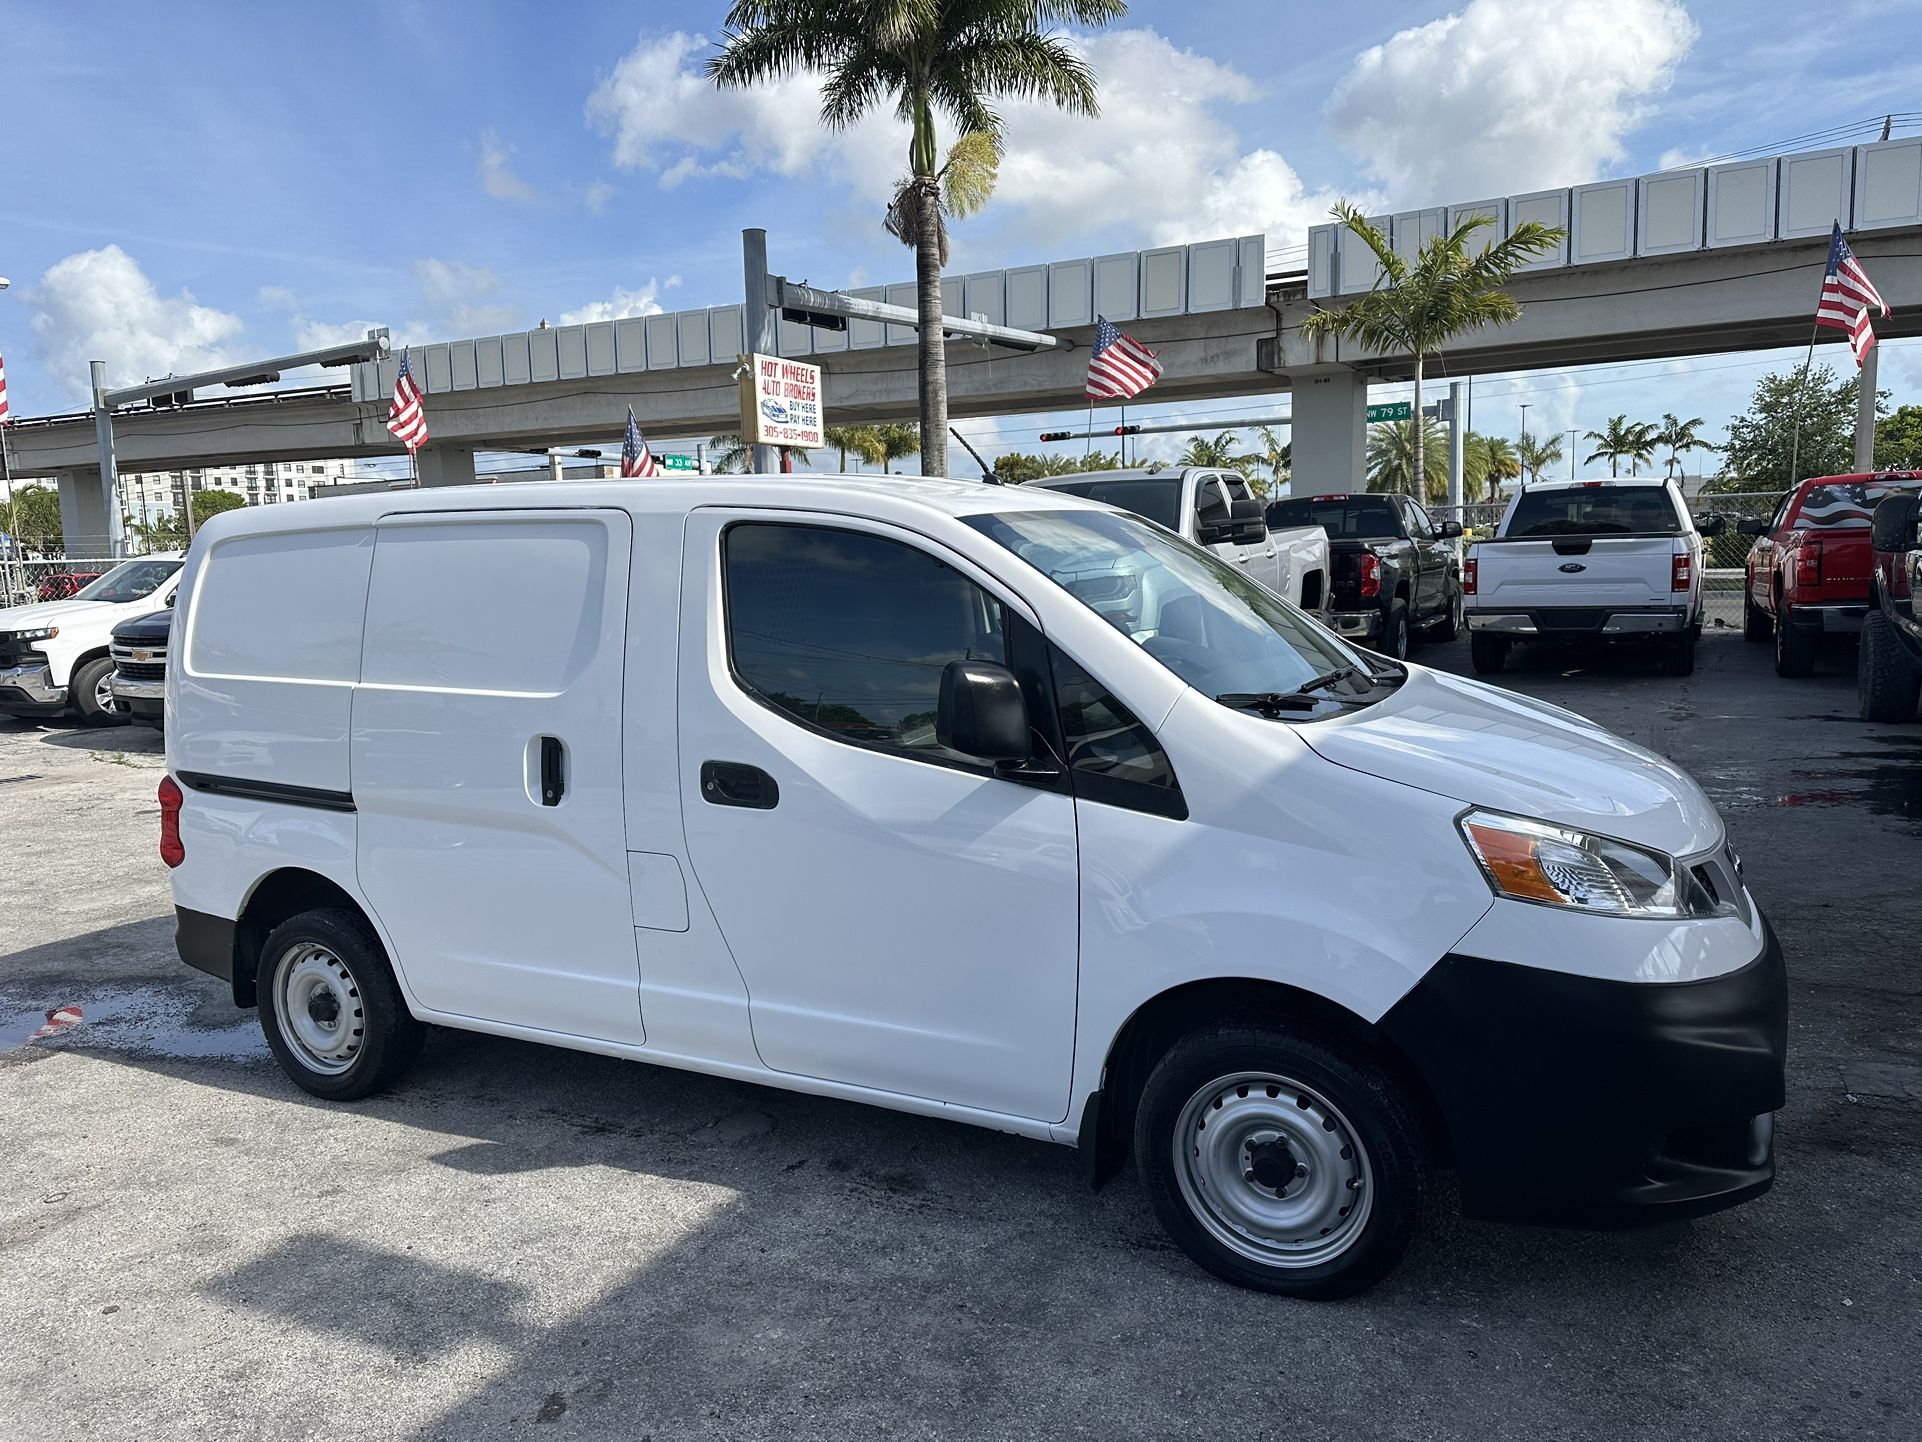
740;353;825;449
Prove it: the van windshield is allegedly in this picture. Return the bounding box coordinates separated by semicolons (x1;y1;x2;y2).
1023;477;1182;530
966;508;1397;711
73;558;182;603
1505;486;1681;538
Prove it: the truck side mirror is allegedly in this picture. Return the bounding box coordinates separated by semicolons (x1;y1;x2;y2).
1695;513;1727;538
1870;492;1921;555
164;591;176;608
1736;518;1767;536
1227;497;1267;546
937;660;1030;763
1438;520;1464;539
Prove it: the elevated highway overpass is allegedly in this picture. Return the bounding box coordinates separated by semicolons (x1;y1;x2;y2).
10;137;1921;551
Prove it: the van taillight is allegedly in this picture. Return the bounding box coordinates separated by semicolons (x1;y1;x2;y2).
1672;551;1692;592
159;776;184;868
1463;557;1478;595
1795;544;1821;588
1359;553;1382;599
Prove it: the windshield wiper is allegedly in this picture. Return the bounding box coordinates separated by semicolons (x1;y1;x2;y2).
1299;666;1361;694
1215;691;1323;715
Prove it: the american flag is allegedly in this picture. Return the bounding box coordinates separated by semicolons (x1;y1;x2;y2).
620;407;660;477
1085;316;1162;401
386;349;429;451
0;349;11;426
1815;223;1889;366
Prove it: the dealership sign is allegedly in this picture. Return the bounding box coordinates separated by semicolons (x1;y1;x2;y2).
740;352;825;450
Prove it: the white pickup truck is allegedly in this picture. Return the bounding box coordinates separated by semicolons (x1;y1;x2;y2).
1026;468;1330;615
0;555;184;724
1464;480;1725;676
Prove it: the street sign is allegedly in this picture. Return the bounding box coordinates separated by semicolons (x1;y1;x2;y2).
658;454;699;472
1366;402;1412;423
740;352;825;450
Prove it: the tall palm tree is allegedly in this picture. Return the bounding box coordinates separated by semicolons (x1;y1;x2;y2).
1366;418;1449;500
867;422;922;474
1300;205;1563;509
709;1;1127;480
1584;415;1659;478
709;432;814;473
1178;430;1257;477
1251;423;1291;496
1517;431;1562;486
1474;434;1520;502
825;423;876;472
1654;412;1715;479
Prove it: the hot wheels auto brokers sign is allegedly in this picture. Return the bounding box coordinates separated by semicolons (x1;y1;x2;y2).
742;352;824;449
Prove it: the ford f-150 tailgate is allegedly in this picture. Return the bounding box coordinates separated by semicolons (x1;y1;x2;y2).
1472;535;1681;613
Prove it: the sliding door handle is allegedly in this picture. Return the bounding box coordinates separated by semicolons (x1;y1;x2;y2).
700;760;779;810
540;736;566;806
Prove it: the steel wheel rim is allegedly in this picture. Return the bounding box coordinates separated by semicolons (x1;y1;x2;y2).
274;943;365;1075
1172;1070;1374;1270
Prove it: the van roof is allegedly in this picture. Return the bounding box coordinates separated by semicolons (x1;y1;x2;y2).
186;472;1110;541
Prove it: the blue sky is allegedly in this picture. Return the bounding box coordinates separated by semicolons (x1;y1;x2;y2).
2;0;1918;478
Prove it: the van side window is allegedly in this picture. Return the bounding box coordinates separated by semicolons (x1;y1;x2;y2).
1047;645;1186;820
724;523;1008;763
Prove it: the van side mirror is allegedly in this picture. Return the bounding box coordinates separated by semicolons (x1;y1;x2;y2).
1736;518;1767;536
1695;513;1727;538
165;591;176;608
937;660;1031;763
1227;497;1267;546
1438;519;1464;539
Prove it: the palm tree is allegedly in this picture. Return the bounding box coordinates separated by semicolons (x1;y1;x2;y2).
1473;434;1521;502
1584;415;1659;478
1251;423;1291;497
1517;431;1563;486
709;432;813;473
1366;418;1449;500
709;1;1127;480
825;423;876;472
1654;412;1715;479
1178;430;1258;477
1300;204;1563;510
866;422;921;474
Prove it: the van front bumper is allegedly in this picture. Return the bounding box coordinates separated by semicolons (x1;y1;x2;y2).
1465;606;1690;638
1380;918;1786;1227
0;662;68;716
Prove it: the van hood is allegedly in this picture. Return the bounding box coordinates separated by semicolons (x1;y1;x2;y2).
0;598;130;631
1298;666;1724;858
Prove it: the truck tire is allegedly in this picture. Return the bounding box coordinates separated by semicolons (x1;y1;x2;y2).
1383;602;1410;660
257;907;426;1101
69;656;126;728
1662;628;1697;676
1870;492;1920;557
1858;610;1920;722
1425;584;1462;641
1774;603;1816;678
1470;633;1508;674
1132;1022;1426;1300
1742;588;1772;642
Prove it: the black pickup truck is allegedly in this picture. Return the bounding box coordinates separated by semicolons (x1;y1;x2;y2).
1264;492;1462;659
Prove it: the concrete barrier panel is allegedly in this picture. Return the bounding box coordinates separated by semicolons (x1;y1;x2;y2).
1707;160;1777;248
586;322;617;377
502;333;531;386
529;328;560;383
1049;259;1094;327
474;336;505;388
1854;138;1922;231
1780;147;1854;238
1638;171;1704;255
1572;180;1636;264
1509;190;1570;271
557;325;589;380
644;313;677;369
450;340;479;391
677;311;711;368
1006;266;1048;330
614;317;646;373
1140;247;1186;316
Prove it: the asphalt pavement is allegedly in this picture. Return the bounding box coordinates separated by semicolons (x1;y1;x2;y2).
1;628;1917;1442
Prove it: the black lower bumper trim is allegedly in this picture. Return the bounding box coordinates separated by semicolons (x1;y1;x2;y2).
1380;918;1787;1227
175;907;237;985
0;689;66;716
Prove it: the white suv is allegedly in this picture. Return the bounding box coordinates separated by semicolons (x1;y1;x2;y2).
0;556;184;724
160;479;1782;1298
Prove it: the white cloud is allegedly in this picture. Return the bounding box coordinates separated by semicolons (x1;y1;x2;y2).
557;275;680;326
479;129;537;202
583;181;615;215
28;245;245;403
585;28;1351;257
1325;0;1698;204
257;284;298;311
293;317;388;351
413;258;521;335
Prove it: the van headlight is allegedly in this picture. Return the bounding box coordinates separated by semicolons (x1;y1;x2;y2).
1458;809;1718;918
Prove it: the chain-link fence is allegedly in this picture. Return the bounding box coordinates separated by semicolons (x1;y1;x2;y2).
2;556;126;610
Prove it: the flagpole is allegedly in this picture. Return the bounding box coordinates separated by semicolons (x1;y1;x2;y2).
1785;315;1822;490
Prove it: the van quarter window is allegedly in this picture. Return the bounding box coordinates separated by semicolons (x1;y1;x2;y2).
723;523;1008;763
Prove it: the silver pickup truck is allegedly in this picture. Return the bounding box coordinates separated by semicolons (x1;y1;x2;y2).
1025;468;1330;614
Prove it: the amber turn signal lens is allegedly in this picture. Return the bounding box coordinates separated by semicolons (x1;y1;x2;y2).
1462;819;1562;903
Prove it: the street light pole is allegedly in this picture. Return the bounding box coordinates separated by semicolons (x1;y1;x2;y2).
1518;403;1530;495
1568;428;1580;481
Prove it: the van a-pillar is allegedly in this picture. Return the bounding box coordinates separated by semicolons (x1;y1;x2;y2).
1289;366;1368;494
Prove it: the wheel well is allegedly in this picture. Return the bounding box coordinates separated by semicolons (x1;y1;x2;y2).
233;869;370;1008
1084;977;1451;1188
1298;569;1324;612
1393;580;1410;604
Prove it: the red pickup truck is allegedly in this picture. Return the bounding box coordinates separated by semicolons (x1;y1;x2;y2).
1740;471;1922;676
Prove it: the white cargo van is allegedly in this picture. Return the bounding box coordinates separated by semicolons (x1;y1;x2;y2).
162;477;1785;1298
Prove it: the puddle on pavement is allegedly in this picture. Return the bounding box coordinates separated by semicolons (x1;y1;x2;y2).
2;986;263;1061
1686;751;1922;828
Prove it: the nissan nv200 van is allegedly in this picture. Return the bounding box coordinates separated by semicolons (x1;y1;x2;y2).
161;477;1785;1298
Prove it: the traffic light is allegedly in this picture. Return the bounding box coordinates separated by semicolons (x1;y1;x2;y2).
1113;424;1140;436
1038;431;1073;443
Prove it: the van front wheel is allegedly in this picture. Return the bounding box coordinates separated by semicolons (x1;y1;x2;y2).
1133;1025;1426;1299
258;908;425;1101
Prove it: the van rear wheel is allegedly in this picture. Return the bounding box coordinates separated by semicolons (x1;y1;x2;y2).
1133;1024;1425;1299
258;908;425;1101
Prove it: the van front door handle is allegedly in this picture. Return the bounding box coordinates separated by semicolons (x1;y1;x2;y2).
701;760;779;810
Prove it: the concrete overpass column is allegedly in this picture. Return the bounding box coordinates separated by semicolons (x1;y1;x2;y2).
415;445;477;488
1291;368;1367;494
56;469;115;558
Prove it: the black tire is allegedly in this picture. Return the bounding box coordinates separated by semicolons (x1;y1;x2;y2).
1662;628;1697;676
69;656;127;728
257;907;425;1101
1858;610;1921;722
1742;587;1772;643
1469;632;1508;674
1425;584;1461;641
1383;602;1410;661
1133;1023;1426;1300
1774;602;1816;677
